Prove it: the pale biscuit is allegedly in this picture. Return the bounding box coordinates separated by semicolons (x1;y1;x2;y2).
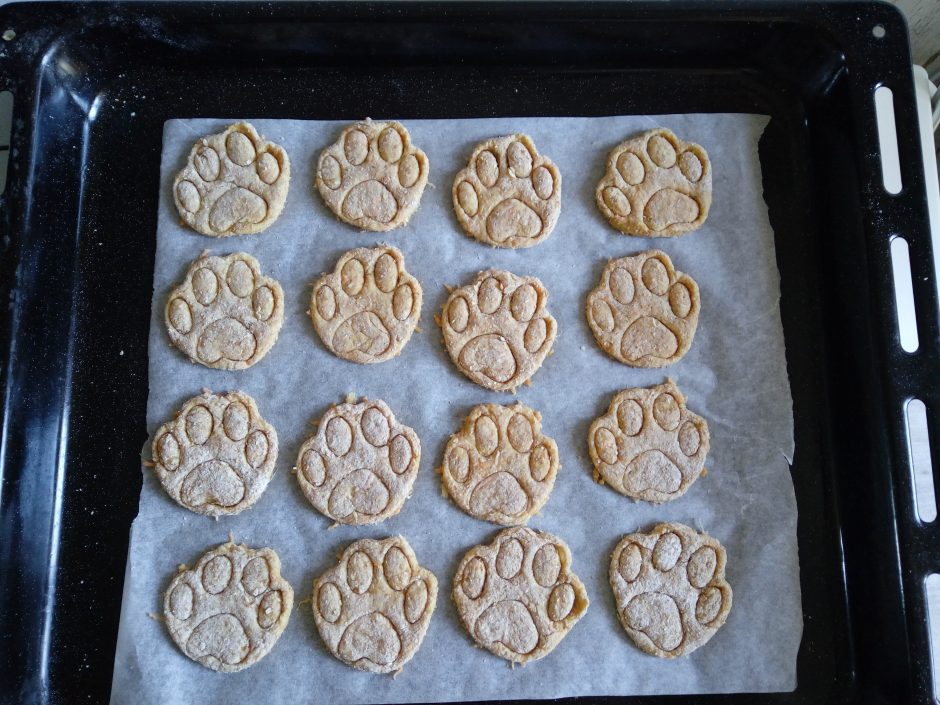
442;269;556;392
152;390;278;517
588;380;709;503
173;122;290;236
309;246;422;364
609;523;732;658
166;252;284;370
311;536;438;674
596;128;711;236
316;120;429;231
164;541;293;672
453;527;588;663
295;399;420;525
586;250;699;368
441;403;559;525
452;134;561;248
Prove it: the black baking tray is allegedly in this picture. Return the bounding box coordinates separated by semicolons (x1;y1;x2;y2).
0;1;936;703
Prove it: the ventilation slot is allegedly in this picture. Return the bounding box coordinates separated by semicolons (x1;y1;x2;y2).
890;236;919;352
0;90;12;195
874;85;902;195
925;574;940;698
907;398;936;522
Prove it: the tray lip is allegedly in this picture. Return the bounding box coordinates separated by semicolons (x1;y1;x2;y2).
0;1;931;704
0;0;910;38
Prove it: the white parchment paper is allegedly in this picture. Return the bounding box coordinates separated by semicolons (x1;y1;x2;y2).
111;114;801;704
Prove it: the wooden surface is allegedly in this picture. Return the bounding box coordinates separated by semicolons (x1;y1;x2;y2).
891;0;940;68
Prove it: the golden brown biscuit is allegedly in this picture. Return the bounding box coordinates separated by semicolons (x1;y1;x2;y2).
295;399;420;525
164;541;293;671
309;246;422;364
173;122;290;236
586;250;699;368
441;403;559;525
588;380;709;503
152;390;278;517
452;134;561;248
165;252;284;370
596;128;711;236
311;536;438;674
609;523;732;657
442;269;557;391
453;527;588;663
316;120;428;231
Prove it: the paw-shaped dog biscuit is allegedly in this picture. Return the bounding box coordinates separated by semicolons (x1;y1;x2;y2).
588;381;709;503
586;251;699;368
441;403;559;525
296;399;420;525
452;134;561;248
316;120;429;231
309;246;422;364
173;122;290;236
153;391;278;517
164;541;293;672
442;270;557;392
596;128;711;236
609;523;732;657
166;252;284;370
312;536;438;674
453;527;588;663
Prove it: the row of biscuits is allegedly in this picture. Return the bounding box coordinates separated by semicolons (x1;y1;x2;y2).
164;525;730;673
173;121;712;242
165;247;699;381
152;381;708;522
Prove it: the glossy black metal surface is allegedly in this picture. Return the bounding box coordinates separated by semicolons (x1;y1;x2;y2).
0;2;935;704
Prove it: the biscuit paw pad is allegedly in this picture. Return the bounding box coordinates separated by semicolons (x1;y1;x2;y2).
596;128;711;237
296;399;421;525
153;391;278;517
317;121;429;231
442;403;559;525
586;250;699;368
442;270;557;391
609;523;731;657
164;542;293;671
174;122;290;236
453;134;561;248
454;527;588;663
589;381;709;503
166;252;284;370
312;537;438;673
310;246;422;364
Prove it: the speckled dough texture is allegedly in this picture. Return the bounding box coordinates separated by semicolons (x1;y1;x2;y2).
165;252;284;370
173;122;291;236
452;134;561;248
164;541;294;672
453;527;588;663
586;250;700;368
588;380;710;503
316;120;429;231
152;390;278;517
441;403;559;525
442;269;557;391
309;245;422;364
295;399;421;525
609;524;732;658
312;536;438;674
596;128;711;237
